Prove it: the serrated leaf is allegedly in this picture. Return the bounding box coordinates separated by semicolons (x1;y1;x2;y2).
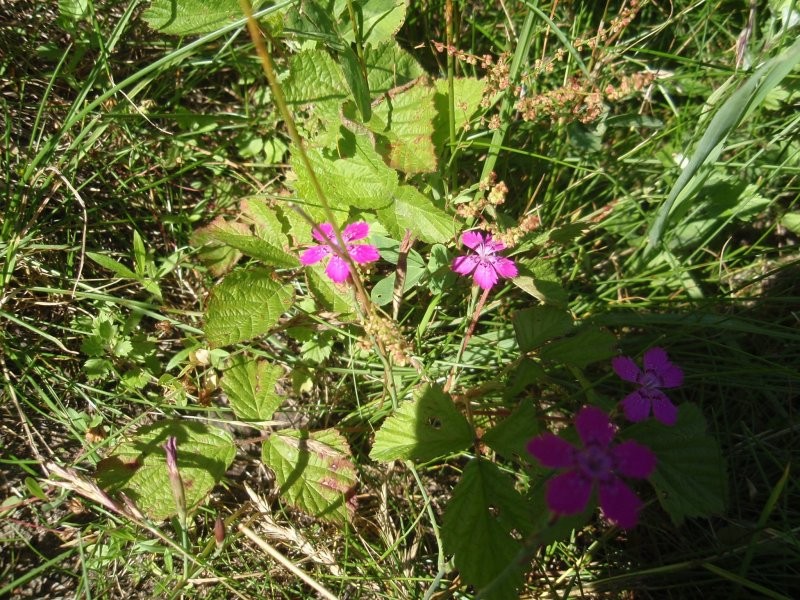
782;212;800;235
483;399;540;461
364;40;424;94
205;267;294;347
626;403;727;525
377;185;455;243
512;306;573;352
220;356;284;421
96;420;235;521
339;0;406;45
513;258;568;307
441;458;531;599
190;217;249;276
86;252;137;279
372;83;437;173
291;140;397;210
142;0;267;35
306;266;358;317
240;198;290;248
262;428;357;523
341;45;372;121
539;327;616;368
432;77;486;149
370;384;473;462
284;48;348;107
84;358;112;380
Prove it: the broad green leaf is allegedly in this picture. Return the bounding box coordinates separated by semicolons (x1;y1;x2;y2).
262;428;357;523
96;420;235;521
503;358;547;400
284;49;348;107
59;0;89;23
377;185;455;243
626;403;727;525
143;0;268;35
205;267;294;347
539;327;616;368
370;384;473;462
190;217;249;276
201;226;298;268
781;212;800;235
441;458;531;599
483;399;540;461
513;258;568;307
371;83;437;173
220;355;284;421
646;36;800;253
240;198;290;248
86;252;137;279
432;77;486;149
512;306;573;352
364;40;424;94
340;45;372;121
306;265;358;317
285;0;342;49
370;262;426;306
338;0;406;45
291;140;397;210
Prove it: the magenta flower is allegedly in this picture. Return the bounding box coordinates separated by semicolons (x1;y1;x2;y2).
299;221;380;283
527;406;656;529
451;231;518;290
612;347;684;426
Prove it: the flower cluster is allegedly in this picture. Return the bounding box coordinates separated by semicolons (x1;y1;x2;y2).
527;348;684;528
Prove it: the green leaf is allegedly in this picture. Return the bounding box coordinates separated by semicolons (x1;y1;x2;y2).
371;83;437;173
306;266;359;317
220;356;284;421
370;262;426;306
204;267;294;347
377;185;455;243
190;217;249;276
626;403;727;525
539;327;616;368
142;0;267;35
86;252;137;279
781;212;800;235
340;45;372;121
240;198;290;248
370;384;473;462
364;40;424;94
262;428;357;524
132;230;147;277
339;0;406;45
96;420;235;521
291;140;397;210
432;77;486;150
512;306;573;352
59;0;89;23
206;227;297;268
441;458;531;599
284;48;348;107
483;399;540;461
513;258;568;307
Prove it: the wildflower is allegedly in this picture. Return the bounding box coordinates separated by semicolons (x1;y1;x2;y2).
613;347;684;426
299;222;380;283
163;436;187;525
451;231;517;290
527;406;656;529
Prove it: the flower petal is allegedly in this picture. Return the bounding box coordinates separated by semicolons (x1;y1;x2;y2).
575;406;615;447
620;390;651;422
460;230;486;249
325;256;350;283
299;245;329;265
343;221;369;241
473;263;498;289
492;256;518;279
598;477;643;529
546;471;593;516
526;433;576;469
452;255;479;276
643;347;670;373
612;356;641;383
650;390;678;426
485;237;505;252
658;363;684;388
349;243;380;264
312;222;335;243
612;440;657;479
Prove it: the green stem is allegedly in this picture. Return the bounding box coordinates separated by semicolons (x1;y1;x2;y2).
445;0;457;186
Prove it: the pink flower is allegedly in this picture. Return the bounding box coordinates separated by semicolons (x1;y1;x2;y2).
527;406;656;529
612;347;684;426
299;222;380;283
451;231;517;290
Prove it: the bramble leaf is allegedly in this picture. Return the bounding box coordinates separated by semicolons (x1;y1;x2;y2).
483;399;540;461
512;306;573;352
190;217;249;276
142;0;269;35
205;267;294;347
377;185;455;244
220;355;284;421
364;40;424;94
539;327;616;368
432;77;486;149
372;83;437;173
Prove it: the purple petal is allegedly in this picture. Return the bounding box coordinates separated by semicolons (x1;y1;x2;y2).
349;244;380;264
546;471;593;516
526;433;576;469
452;255;479;276
343;221;369;241
612;356;641;383
575;406;615;447
473;263;498;289
643;347;670;373
311;222;335;243
325;256;350;283
485;237;505;252
658;363;684;388
493;256;517;279
620;390;651;422
611;440;657;479
299;245;329;265
650;391;678;426
460;230;486;250
598;477;643;529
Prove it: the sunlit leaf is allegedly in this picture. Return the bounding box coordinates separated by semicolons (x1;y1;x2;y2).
220;355;284;421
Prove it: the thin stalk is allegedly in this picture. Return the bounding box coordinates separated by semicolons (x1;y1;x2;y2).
444;286;490;395
445;0;457;185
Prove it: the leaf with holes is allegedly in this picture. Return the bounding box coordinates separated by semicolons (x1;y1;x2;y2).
220;355;284;421
370;384;473;462
96;420;235;521
262;428;357;524
204;267;294;347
